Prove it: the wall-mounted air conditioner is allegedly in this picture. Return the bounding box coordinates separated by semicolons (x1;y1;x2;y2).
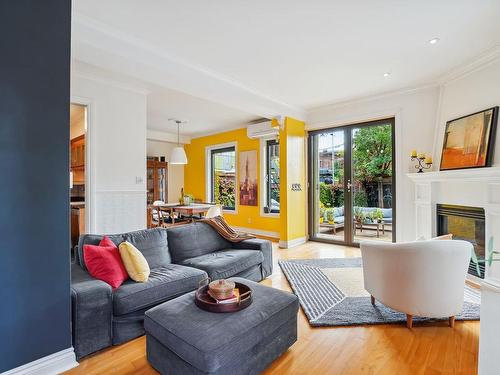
247;121;278;139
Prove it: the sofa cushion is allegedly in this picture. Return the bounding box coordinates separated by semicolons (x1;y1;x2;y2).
380;208;392;218
334;215;345;224
333;207;344;217
113;264;207;316
167;222;231;263
179;249;264;280
361;207;377;215
123;228;170;269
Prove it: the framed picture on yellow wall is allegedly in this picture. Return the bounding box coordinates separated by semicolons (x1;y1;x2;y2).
239;150;258;206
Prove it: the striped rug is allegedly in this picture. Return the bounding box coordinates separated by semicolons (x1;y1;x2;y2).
279;258;481;327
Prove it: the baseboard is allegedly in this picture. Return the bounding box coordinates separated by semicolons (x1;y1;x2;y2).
232;226;280;239
279;237;307;249
2;348;78;375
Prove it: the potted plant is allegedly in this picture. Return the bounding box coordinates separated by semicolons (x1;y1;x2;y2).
353;207;365;225
471;237;500;277
374;208;384;223
319;206;325;224
326;208;335;224
183;194;194;205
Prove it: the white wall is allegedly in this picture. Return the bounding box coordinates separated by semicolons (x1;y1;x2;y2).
71;73;147;234
146;139;185;204
435;58;500;168
308;86;440;241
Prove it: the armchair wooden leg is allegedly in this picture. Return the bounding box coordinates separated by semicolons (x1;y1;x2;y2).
370;295;375;305
449;316;455;328
406;314;413;329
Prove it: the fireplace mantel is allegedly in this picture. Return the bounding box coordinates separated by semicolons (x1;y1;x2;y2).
407;166;500;281
407;166;500;182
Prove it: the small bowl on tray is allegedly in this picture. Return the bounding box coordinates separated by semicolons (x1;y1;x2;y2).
195;278;252;313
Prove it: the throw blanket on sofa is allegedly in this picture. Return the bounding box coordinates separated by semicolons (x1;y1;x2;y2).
200;216;255;242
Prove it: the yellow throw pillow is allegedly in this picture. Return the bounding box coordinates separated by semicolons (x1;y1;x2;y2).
118;241;150;282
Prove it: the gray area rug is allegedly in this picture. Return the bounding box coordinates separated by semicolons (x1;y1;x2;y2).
279;258;480;327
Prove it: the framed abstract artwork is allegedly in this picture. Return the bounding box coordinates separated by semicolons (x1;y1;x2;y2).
440;107;498;171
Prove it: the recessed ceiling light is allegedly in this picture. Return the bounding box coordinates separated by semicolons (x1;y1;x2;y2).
383;72;391;77
429;38;440;45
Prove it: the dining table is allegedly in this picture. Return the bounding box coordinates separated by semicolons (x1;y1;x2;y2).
173;204;215;221
150;203;216;226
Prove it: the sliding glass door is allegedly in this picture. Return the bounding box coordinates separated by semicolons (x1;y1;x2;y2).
309;118;395;246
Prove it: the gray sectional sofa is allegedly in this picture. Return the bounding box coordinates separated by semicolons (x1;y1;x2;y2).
71;222;273;359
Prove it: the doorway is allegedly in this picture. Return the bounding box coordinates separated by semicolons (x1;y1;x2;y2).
70;103;87;254
308;118;396;246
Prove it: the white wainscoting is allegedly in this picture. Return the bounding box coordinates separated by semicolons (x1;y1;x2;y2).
94;189;146;234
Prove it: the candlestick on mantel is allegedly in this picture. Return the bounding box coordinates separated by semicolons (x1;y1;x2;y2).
410;151;432;173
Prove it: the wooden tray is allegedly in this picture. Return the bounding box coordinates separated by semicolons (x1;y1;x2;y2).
195;281;252;313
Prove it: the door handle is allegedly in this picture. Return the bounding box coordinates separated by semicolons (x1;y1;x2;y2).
346;180;353;192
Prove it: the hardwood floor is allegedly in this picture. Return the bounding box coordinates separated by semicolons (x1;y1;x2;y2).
64;241;479;375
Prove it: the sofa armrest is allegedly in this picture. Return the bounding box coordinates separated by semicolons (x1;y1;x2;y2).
71;263;113;359
232;239;273;278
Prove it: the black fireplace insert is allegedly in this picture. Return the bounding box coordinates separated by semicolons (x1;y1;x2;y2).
436;204;485;278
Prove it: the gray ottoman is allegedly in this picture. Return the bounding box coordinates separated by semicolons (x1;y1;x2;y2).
144;277;299;375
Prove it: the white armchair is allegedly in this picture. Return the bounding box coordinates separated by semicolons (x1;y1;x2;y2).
360;239;472;328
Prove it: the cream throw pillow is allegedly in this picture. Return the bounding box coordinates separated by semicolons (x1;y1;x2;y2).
119;241;150;282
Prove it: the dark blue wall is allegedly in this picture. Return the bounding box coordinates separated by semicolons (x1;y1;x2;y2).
0;0;72;371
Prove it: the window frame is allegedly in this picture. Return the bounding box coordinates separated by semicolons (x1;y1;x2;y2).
260;136;280;217
205;142;238;214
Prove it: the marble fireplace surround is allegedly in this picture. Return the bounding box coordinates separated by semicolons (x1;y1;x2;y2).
407;167;500;281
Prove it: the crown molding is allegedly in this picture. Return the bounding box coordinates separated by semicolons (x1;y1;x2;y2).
72;12;306;121
307;83;439;117
437;45;500;85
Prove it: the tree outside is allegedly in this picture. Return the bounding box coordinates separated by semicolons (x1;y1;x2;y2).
352;125;392;208
319;124;392;209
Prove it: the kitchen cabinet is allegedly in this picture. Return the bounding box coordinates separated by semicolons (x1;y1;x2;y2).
70;134;85;168
70;135;85;185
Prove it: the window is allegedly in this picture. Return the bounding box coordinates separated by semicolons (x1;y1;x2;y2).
210;146;236;210
264;139;280;214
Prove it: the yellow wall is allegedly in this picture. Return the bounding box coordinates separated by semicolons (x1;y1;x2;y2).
280;117;307;242
184;128;280;235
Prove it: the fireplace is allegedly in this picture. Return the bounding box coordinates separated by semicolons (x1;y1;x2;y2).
436;204;485;279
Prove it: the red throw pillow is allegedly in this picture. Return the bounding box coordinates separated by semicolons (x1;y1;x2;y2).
99;236;117;248
83;237;129;289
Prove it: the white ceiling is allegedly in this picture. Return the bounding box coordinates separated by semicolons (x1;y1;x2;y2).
71;61;259;137
147;89;259;137
72;0;500;134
